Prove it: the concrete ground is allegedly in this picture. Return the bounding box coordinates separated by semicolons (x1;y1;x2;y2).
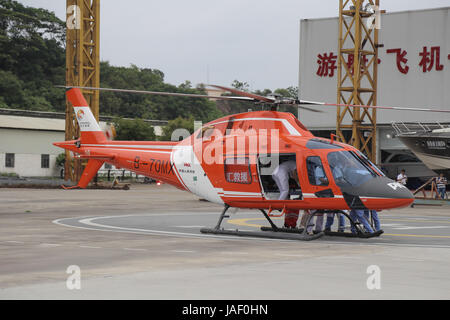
0;184;449;299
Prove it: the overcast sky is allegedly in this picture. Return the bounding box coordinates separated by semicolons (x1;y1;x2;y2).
18;0;450;90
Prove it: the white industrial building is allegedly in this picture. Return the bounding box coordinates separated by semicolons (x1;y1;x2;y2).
0;109;165;178
299;7;450;181
0;113;64;177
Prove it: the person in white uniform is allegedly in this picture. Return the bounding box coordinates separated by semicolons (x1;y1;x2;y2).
272;160;298;200
397;169;407;186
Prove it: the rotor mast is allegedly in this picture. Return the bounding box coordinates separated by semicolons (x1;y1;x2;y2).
65;0;100;182
337;0;381;163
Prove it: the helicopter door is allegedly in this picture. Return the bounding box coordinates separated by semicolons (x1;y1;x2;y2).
303;154;335;199
257;153;302;200
222;155;262;198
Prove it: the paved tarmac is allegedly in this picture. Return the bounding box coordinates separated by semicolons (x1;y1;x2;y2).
0;184;449;299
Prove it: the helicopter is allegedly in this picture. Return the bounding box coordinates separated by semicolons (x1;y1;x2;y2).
54;85;448;241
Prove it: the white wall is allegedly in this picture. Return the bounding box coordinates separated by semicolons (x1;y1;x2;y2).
0;128;65;155
0;128;64;177
0;153;60;177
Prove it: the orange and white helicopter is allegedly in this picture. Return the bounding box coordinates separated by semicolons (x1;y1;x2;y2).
54;85;448;241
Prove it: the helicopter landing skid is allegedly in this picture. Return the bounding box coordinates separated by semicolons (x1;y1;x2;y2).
324;230;384;238
324;210;384;239
260;226;305;234
260;210;384;239
200;205;324;241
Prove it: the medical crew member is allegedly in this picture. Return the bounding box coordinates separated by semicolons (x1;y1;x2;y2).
272;160;298;200
272;160;299;228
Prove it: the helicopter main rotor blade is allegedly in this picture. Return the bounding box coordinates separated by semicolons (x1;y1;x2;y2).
56;86;256;102
58;85;324;112
298;100;450;113
276;103;322;113
206;84;276;103
206;84;323;112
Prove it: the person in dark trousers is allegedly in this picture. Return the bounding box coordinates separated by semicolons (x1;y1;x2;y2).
324;212;346;232
364;210;381;231
350;209;374;234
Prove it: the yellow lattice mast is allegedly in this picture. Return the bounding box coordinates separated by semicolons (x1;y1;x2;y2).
65;0;100;182
337;0;381;162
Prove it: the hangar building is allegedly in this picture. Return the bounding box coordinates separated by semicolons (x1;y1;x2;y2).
299;7;450;182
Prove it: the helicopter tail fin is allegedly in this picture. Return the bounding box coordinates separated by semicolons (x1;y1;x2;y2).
66;88;107;144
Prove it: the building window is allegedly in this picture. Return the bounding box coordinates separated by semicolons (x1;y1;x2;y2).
41;154;50;169
5;153;15;168
104;163;112;169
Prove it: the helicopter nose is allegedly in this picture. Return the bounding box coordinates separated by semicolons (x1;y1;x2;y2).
339;176;414;210
345;176;414;199
386;180;415;200
369;177;414;199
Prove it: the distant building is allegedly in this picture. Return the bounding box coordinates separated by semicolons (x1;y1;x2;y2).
299;7;450;182
0;108;166;177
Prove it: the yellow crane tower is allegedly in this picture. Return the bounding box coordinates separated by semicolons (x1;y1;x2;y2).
65;0;100;182
337;0;382;163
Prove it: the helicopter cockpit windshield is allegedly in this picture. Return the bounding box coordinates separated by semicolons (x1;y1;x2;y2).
327;151;379;188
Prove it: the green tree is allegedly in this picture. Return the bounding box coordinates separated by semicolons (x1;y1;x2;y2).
113;118;156;141
231;80;250;92
159;117;194;142
100;62;223;122
178;80;192;89
0;0;65;111
274;86;298;99
0;70;24;108
254;88;272;97
56;153;66;167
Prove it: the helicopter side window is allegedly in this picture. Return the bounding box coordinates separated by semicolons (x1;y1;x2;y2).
224;157;252;184
196;125;215;140
306;156;329;186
